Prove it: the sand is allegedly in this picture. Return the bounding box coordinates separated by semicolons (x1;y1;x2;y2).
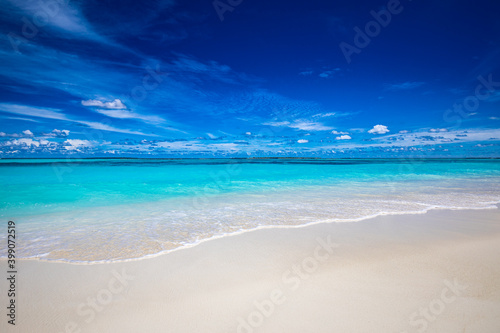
1;207;500;333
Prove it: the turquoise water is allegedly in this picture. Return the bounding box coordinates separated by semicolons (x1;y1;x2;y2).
1;158;500;262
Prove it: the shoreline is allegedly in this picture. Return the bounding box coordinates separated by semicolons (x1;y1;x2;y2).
2;207;500;332
3;202;500;265
1;207;500;332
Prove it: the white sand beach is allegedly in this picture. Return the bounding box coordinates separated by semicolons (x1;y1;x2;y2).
2;207;500;333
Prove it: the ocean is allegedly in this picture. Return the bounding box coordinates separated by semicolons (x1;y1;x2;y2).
1;158;500;262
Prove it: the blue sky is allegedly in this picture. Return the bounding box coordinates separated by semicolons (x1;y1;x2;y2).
0;0;499;157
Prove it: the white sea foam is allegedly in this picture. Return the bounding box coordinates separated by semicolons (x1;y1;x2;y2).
1;177;500;263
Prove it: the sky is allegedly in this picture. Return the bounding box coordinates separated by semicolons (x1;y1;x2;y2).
0;0;499;157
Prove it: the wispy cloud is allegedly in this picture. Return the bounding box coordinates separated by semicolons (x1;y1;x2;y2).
0;103;69;121
81;98;166;125
299;70;313;76
312;112;337;118
318;68;340;78
263;120;334;131
93;109;165;125
74;120;156;136
6;0;106;42
2;116;40;123
386;81;425;91
0;103;156;136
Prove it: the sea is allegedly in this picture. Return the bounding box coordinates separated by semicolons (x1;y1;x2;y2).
1;158;500;262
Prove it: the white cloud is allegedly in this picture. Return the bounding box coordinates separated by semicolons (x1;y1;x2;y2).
82;99;127;109
82;99;167;125
245;132;252;135
297;139;309;143
336;135;352;140
489;117;499;120
0;130;36;138
64;139;94;147
368;128;500;147
429;128;448;132
399;130;410;134
3;138;40;147
51;129;70;137
331;130;349;135
368;125;390;134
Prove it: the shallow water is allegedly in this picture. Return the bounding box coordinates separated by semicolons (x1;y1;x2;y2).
1;158;499;262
